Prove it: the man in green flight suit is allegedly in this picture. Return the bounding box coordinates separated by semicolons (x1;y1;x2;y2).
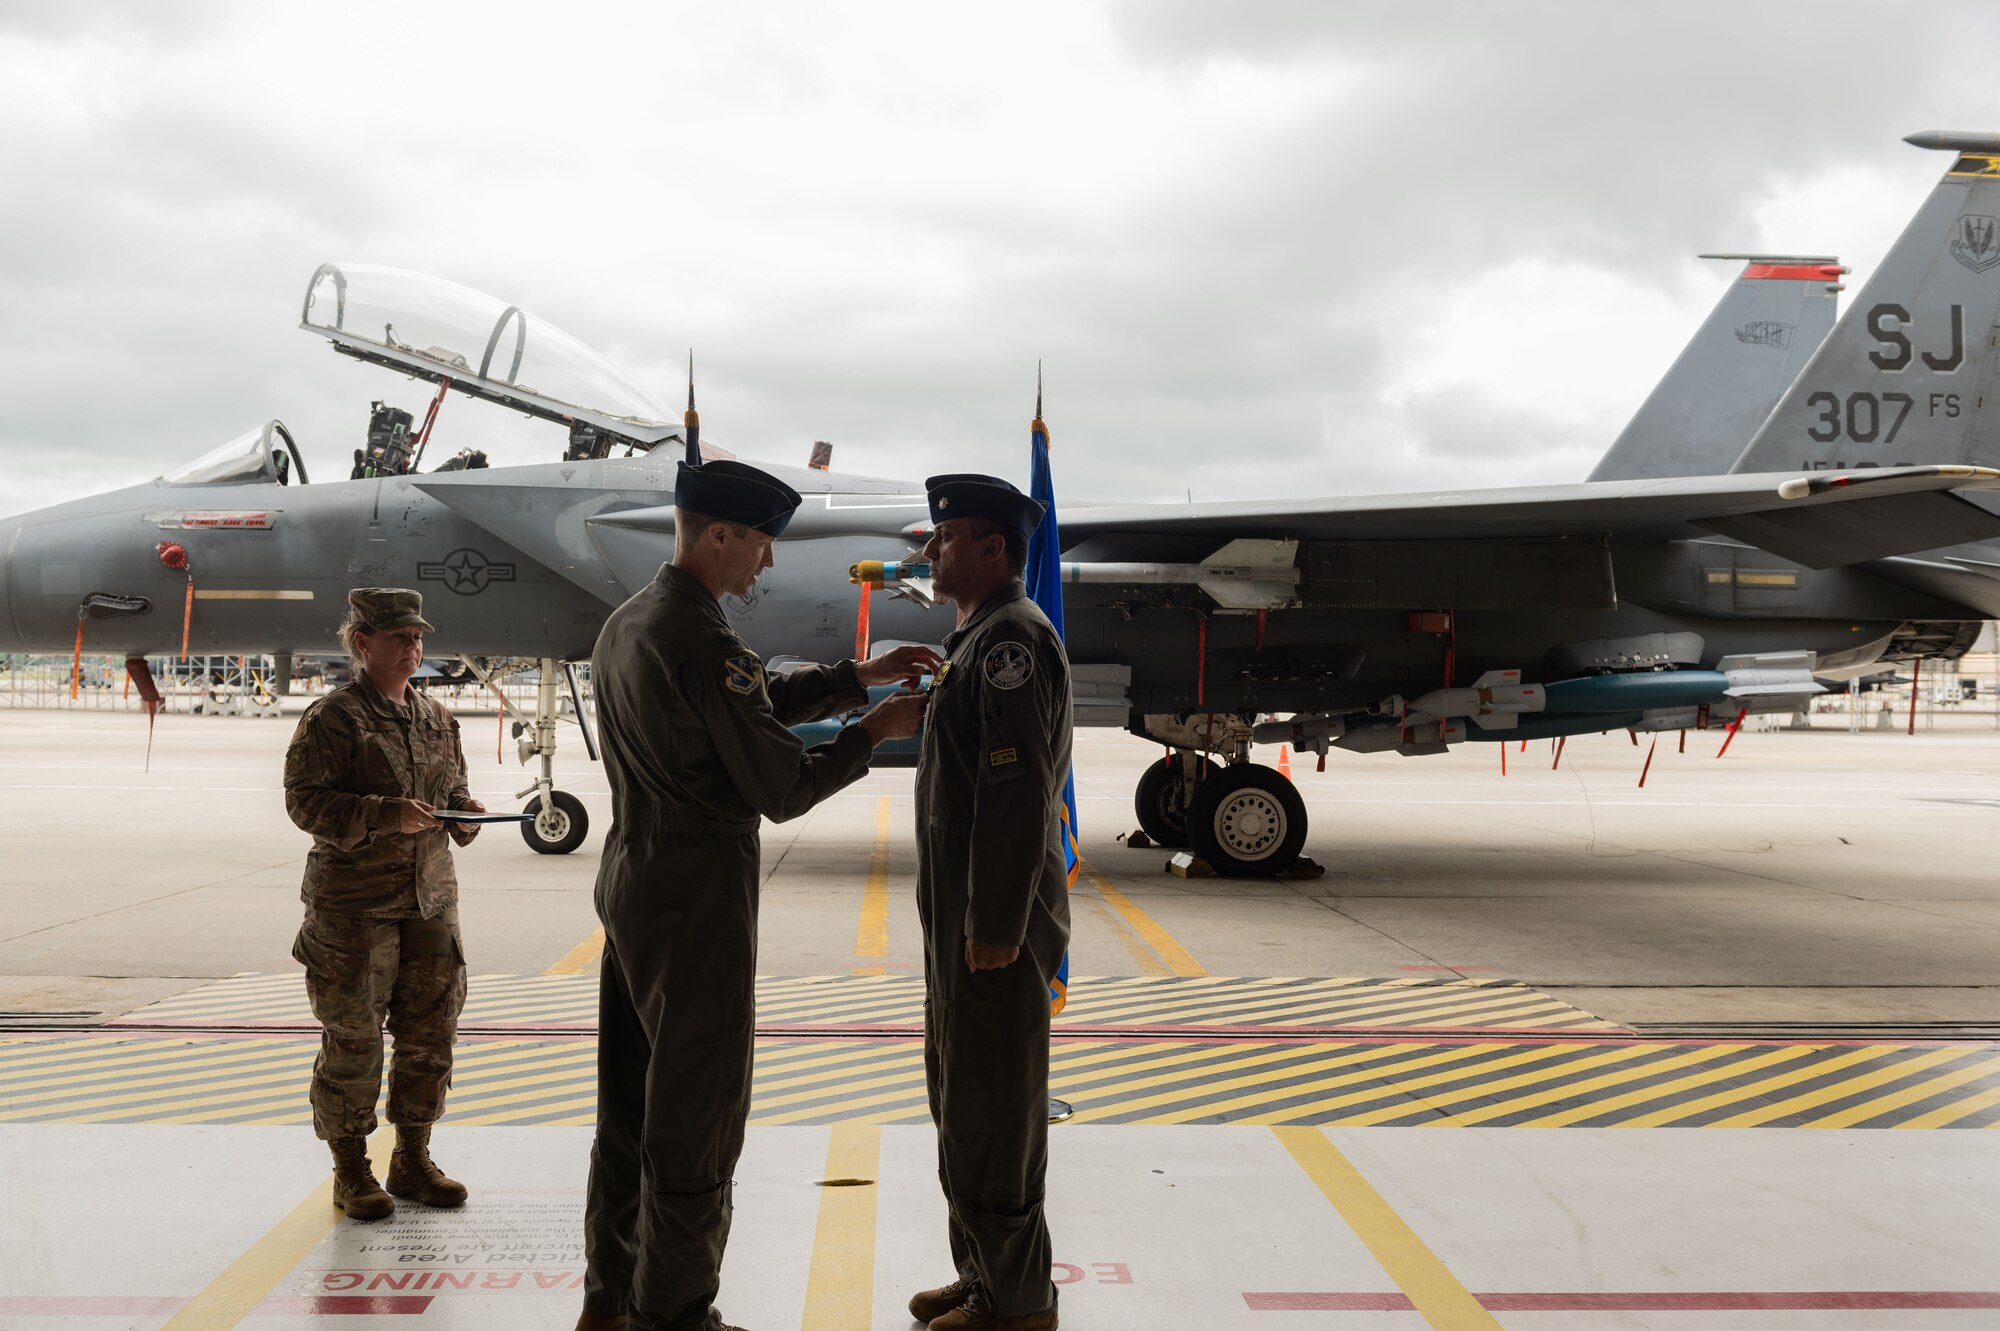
905;474;1073;1331
577;456;935;1331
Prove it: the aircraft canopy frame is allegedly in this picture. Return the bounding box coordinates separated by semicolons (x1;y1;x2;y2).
300;263;681;452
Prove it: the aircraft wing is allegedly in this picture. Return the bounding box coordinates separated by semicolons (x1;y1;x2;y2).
1058;466;2000;570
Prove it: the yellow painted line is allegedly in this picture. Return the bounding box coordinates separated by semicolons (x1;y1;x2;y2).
1340;1045;1665;1128
545;927;606;977
1704;1046;1968;1128
1079;894;1170;977
851;798;892;977
1081;867;1205;976
1516;1045;1819;1129
1806;1053;2000;1129
1441;1044;1755;1128
1068;1042;1418;1125
800;1124;880;1331
1232;1043;1611;1127
1275;1127;1502;1331
160;1128;389;1331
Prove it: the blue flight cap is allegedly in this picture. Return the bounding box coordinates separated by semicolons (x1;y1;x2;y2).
924;473;1046;537
675;459;803;537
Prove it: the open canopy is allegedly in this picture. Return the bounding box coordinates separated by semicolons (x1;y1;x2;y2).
161;420;308;487
300;263;679;448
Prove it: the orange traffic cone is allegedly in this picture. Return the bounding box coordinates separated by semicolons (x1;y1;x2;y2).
1277;745;1293;780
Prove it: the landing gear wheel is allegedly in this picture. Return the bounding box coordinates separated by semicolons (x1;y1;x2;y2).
1133;758;1196;847
1187;764;1308;877
521;790;589;855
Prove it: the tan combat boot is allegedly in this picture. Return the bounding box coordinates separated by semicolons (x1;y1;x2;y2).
909;1279;975;1323
385;1125;468;1208
571;1313;627;1331
928;1298;1059;1330
328;1137;394;1220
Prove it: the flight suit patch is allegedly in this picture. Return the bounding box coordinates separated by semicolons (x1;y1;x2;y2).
989;747;1018;767
983;642;1033;690
931;661;953;689
722;654;764;696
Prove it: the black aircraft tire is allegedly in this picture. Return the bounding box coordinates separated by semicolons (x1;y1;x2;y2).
521;790;589;855
1133;758;1194;848
1187;764;1307;877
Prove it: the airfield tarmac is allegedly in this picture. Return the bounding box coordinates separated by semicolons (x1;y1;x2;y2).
1;705;1997;1328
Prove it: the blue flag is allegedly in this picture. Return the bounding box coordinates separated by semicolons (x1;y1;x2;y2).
1025;409;1078;1015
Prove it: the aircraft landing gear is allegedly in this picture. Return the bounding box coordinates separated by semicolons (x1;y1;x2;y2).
1133;752;1200;847
523;789;589;855
1185;763;1308;878
461;654;594;855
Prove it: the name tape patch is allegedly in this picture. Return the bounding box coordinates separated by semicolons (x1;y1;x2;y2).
989;748;1019;767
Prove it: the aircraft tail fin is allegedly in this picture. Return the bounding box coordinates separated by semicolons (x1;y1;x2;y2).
1587;256;1843;481
1730;134;2000;475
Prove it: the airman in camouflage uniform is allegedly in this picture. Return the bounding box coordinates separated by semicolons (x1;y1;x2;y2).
284;587;484;1220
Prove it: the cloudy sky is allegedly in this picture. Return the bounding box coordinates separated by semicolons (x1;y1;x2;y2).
3;1;1997;520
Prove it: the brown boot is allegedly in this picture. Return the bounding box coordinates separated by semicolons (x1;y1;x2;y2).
385;1125;468;1208
910;1279;975;1323
928;1298;1058;1330
328;1137;394;1221
571;1313;627;1331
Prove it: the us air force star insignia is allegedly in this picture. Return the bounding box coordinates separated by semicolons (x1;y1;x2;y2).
983;641;1032;690
723;654;763;696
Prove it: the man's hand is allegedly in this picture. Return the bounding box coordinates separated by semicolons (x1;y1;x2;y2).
856;643;943;688
397;799;441;833
859;689;927;745
965;939;1021;972
459;799;487;815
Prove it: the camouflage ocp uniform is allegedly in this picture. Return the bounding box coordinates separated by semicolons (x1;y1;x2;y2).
284;654;480;1142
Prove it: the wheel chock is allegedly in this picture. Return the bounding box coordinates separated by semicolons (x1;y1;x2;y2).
1166;851;1213;878
1283;856;1326;879
1126;830;1155;849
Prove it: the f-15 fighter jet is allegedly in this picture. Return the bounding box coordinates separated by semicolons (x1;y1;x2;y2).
7;132;2000;874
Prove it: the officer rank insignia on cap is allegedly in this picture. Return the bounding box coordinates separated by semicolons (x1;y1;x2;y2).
723;654;764;696
983;641;1033;690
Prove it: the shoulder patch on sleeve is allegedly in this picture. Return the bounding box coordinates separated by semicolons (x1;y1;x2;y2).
722;653;764;696
982;640;1034;691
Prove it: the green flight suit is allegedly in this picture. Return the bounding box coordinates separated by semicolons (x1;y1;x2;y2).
915;581;1074;1318
583;562;873;1331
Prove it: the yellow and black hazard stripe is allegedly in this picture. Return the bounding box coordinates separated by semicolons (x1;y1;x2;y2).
5;1033;1995;1130
115;973;1620;1034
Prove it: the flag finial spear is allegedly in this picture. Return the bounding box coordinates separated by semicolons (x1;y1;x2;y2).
683;349;701;467
1035;359;1043;421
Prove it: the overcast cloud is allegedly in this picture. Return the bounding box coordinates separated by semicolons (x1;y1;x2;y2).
3;1;1996;519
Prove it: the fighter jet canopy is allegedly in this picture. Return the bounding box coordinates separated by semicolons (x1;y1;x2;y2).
161;420;307;486
300;263;677;447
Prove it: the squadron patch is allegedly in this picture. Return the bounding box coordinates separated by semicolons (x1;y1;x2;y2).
989;747;1019;767
723;654;764;696
983;641;1033;691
